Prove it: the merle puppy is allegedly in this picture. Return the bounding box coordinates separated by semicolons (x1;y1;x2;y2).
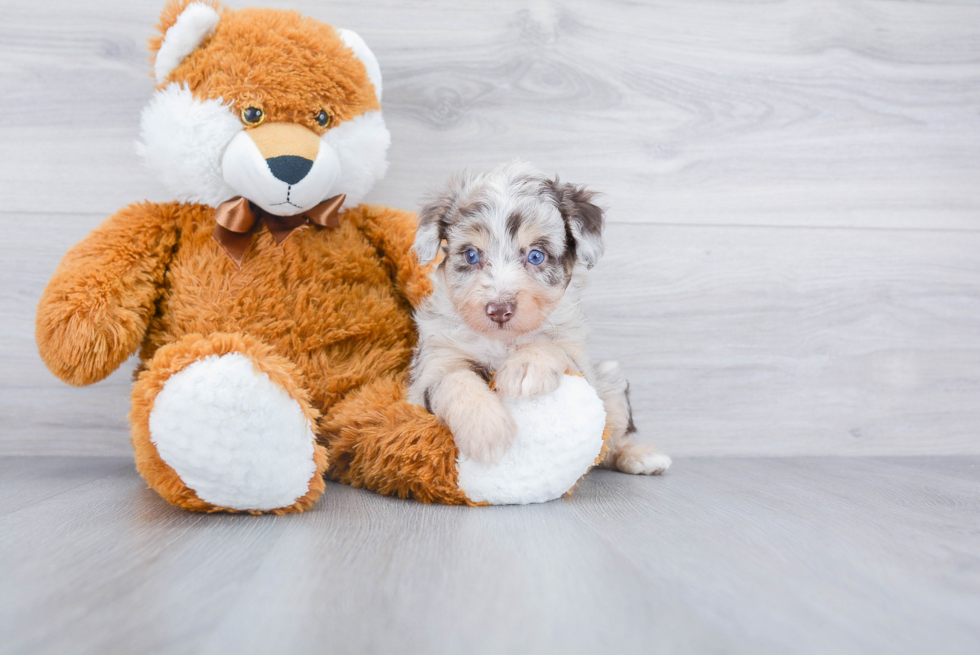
408;161;670;475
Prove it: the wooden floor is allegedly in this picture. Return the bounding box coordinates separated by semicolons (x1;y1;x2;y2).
1;455;978;655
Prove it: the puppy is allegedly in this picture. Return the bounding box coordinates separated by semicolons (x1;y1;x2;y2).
408;161;671;475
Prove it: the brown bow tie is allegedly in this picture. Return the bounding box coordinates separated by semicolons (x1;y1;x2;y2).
212;194;346;267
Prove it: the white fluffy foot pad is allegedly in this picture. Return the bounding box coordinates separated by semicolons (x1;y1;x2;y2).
615;446;672;475
148;353;319;511
456;375;607;505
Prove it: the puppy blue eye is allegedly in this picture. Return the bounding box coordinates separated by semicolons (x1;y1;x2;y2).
464;248;480;265
527;249;545;265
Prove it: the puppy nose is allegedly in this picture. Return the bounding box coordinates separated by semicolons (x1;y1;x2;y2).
266;155;314;185
486;302;516;324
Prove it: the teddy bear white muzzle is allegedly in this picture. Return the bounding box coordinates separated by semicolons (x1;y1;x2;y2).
222;126;343;217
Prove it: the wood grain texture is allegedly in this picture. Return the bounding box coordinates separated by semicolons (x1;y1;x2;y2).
1;0;978;226
1;456;978;654
0;456;128;517
2;0;980;456
586;223;980;456
5;216;979;456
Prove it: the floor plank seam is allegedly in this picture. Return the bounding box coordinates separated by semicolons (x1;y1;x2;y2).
0;462;134;520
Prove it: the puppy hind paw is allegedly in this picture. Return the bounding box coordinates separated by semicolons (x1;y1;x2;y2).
614;448;672;476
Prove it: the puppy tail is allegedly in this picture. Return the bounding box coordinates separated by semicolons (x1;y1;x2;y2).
593;360;627;395
592;360;637;437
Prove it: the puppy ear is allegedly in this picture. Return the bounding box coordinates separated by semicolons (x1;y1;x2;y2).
150;1;222;84
545;178;604;269
414;175;466;265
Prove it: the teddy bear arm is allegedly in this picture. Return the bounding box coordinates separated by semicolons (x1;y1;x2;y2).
320;373;472;505
350;204;434;308
36;202;179;386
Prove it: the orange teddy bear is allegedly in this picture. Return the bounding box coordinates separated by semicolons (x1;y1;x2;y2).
36;1;607;513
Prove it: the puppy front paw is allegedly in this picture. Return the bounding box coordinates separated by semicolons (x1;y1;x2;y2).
451;397;517;464
494;356;565;398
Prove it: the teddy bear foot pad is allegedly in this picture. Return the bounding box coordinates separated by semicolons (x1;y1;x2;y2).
147;352;319;511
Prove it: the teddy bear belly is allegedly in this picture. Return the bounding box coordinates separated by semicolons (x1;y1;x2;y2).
140;227;418;411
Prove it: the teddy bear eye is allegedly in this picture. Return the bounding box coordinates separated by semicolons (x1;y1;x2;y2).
315;109;332;128
241;107;264;126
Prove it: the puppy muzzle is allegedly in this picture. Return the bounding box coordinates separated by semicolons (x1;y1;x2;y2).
486;301;516;324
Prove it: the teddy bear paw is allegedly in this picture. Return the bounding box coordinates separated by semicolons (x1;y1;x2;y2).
148;353;319;511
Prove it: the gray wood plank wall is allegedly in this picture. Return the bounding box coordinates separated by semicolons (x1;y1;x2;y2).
1;0;978;457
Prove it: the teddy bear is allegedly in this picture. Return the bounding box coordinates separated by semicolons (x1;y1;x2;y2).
35;0;608;513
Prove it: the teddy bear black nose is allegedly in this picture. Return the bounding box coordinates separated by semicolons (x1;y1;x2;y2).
266;155;314;185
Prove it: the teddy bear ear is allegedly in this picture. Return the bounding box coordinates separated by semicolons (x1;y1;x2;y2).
149;0;221;85
336;28;383;102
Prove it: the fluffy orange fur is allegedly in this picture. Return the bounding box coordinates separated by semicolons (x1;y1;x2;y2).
153;1;378;132
36;197;470;511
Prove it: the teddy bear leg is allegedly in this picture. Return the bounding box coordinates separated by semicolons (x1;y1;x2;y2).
320;374;473;505
130;333;328;514
592;360;672;475
322;373;607;506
